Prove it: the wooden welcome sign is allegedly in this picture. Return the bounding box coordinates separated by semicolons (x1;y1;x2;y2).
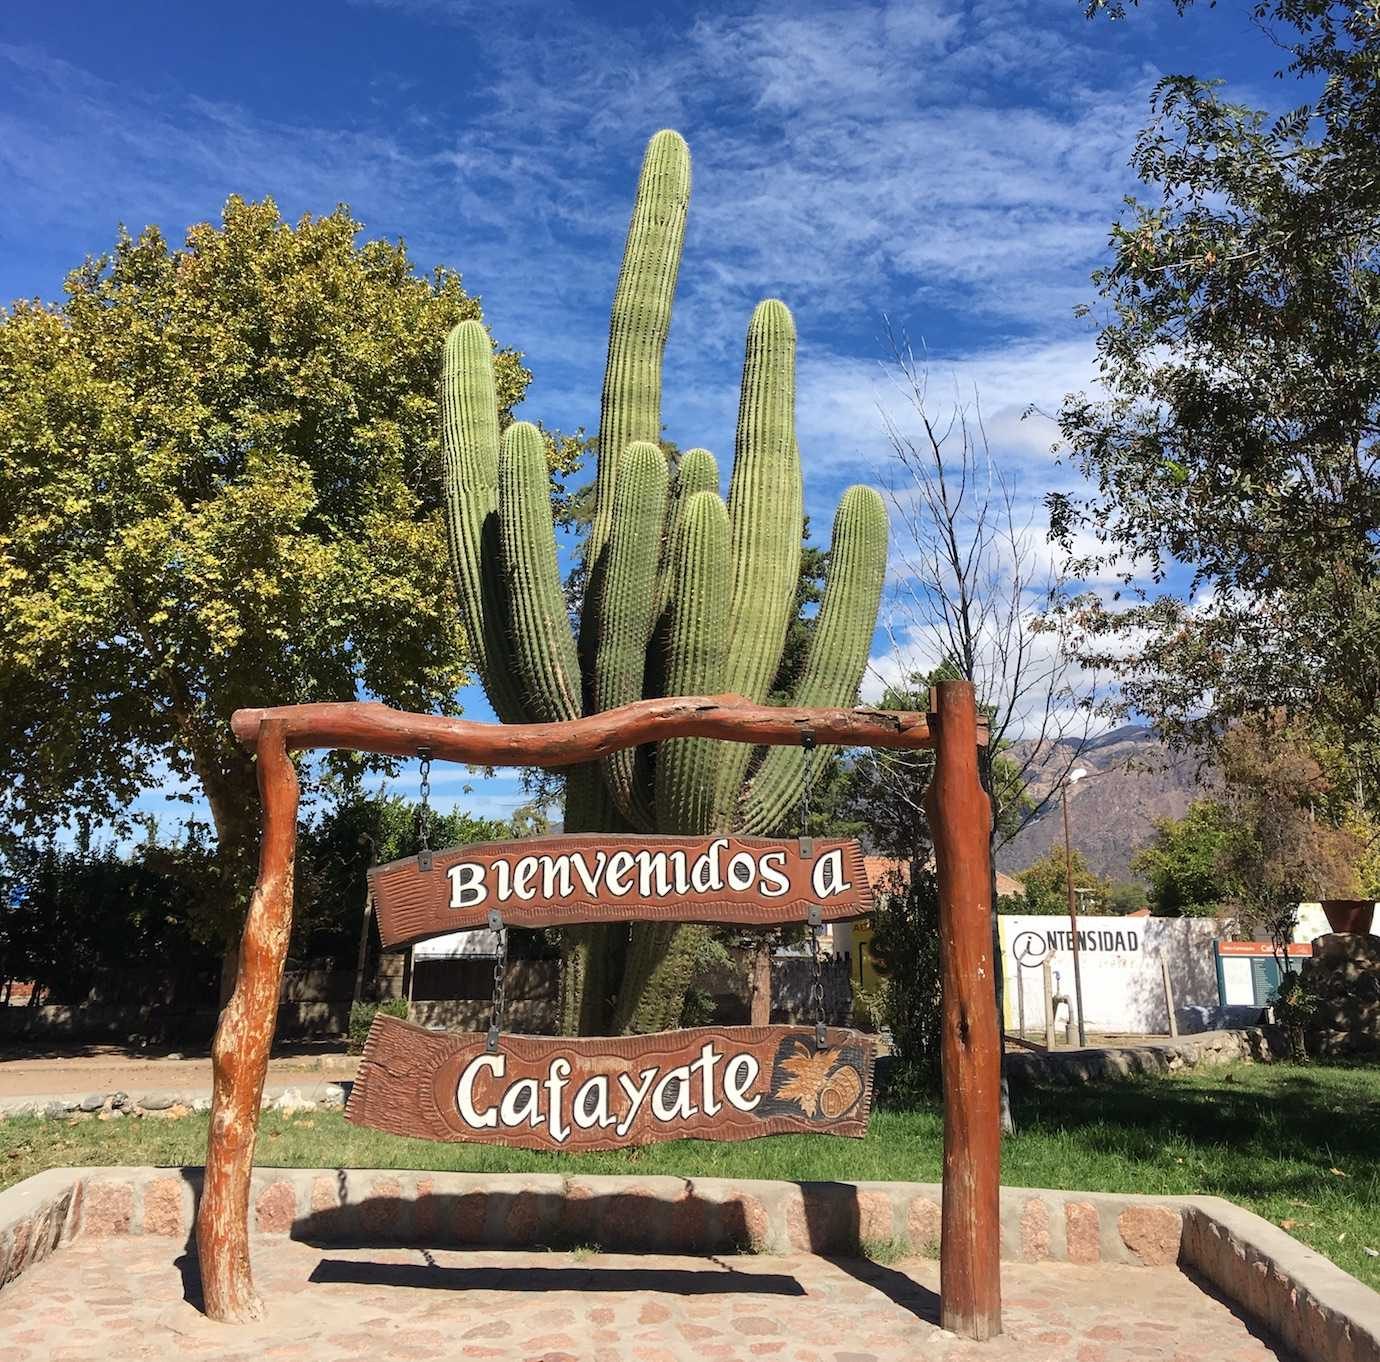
201;689;999;1340
347;1015;876;1149
368;833;871;948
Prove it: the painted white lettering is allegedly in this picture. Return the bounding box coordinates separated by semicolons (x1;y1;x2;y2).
651;1064;697;1122
635;849;672;900
615;1067;659;1137
692;838;728;894
545;1058;571;1143
493;858;513;904
499;1077;540;1127
758;850;789;898
455;1053;502;1127
512;856;538;902
572;1074;615;1130
447;862;486;910
571;850;607;898
726;851;756;893
541;855;573;902
606;850;635;897
723;1053;761;1112
811;849;850;900
669;850;689;897
692;1042;723;1117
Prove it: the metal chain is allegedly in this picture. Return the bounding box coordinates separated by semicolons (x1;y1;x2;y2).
487;916;508;1054
416;747;433;871
810;914;826;1048
799;733;827;1049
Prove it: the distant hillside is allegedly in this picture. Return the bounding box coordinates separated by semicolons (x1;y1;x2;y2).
995;725;1214;884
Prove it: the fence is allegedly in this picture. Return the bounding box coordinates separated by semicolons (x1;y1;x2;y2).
2;943;855;1042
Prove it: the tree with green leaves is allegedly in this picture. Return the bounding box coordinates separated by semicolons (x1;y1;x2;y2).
1057;0;1380;801
0;197;576;946
1014;847;1110;916
1130;799;1233;917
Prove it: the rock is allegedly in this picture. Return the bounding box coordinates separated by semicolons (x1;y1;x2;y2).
191;1097;212;1113
166;1052;184;1061
97;1108;123;1120
43;1101;67;1119
79;1093;107;1113
145;1102;192;1120
270;1088;312;1114
319;1083;346;1106
110;1091;130;1110
139;1093;176;1111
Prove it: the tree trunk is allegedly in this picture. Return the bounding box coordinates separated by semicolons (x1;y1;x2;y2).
750;933;772;1026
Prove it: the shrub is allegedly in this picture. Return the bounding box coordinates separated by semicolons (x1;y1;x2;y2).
348;997;409;1055
869;866;943;1096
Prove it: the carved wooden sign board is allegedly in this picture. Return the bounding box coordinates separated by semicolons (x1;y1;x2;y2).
347;1016;876;1149
351;831;878;1149
368;833;873;948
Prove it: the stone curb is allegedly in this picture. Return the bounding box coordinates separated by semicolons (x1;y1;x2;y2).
0;1080;348;1121
1004;1027;1288;1085
1;1167;1376;1360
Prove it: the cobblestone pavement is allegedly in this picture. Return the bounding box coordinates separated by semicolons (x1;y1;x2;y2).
0;1237;1289;1361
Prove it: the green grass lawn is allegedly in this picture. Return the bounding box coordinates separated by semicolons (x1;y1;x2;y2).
3;1060;1377;1288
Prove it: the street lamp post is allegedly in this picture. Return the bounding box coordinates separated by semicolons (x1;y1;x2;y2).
1061;767;1089;1047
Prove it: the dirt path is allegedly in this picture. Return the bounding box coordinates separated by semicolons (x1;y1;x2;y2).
0;1044;356;1100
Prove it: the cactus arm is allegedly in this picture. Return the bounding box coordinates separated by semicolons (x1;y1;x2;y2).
612;488;730;1036
712;299;802;820
439;319;529;723
653;447;719;624
497;421;583;723
583;130;691;639
642;447;719;728
736;485;889;834
591;441;670;827
655;489;730;834
615;923;712;1034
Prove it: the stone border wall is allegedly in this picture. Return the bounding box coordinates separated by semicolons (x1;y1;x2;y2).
1004;1027;1287;1084
2;1167;1378;1361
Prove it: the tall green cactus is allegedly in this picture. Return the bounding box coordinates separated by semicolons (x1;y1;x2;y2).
439;131;888;1035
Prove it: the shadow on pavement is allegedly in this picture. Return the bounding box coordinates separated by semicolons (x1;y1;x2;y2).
308;1258;807;1296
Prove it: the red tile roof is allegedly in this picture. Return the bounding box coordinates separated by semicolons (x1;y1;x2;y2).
862;856;1024;900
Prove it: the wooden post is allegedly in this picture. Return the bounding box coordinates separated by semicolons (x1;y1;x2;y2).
925;680;1002;1341
749;934;772;1026
1160;955;1179;1038
197;722;299;1323
351;890;373;1006
1042;958;1056;1050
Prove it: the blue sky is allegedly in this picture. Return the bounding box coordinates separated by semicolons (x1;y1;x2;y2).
1;0;1287;830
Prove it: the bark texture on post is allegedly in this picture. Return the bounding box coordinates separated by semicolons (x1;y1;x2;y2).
750;934;773;1026
197;723;299;1323
925;680;1002;1341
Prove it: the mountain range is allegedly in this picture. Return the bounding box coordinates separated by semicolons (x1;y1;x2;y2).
994;725;1215;884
